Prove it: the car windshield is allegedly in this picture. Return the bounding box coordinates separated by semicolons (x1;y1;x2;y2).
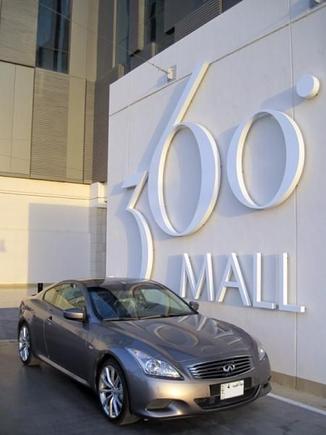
88;283;196;321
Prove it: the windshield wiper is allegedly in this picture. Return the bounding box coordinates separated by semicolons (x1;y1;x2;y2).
102;317;139;321
138;314;168;319
103;312;197;321
138;312;196;320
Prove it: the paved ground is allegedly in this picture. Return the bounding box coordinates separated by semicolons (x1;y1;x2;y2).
0;308;18;340
0;342;325;435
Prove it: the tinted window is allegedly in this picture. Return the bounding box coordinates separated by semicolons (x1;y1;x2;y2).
89;288;125;319
89;283;195;320
44;284;85;311
36;0;71;73
115;0;130;68
145;0;173;52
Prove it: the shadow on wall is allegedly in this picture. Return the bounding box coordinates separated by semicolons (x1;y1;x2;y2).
28;203;91;285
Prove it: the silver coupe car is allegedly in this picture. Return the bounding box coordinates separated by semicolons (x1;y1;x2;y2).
18;278;271;425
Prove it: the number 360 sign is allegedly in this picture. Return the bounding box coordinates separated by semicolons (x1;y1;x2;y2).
121;63;312;280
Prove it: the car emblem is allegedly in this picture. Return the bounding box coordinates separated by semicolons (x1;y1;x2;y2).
223;363;236;373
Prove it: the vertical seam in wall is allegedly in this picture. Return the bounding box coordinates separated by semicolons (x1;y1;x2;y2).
126;103;131;181
10;66;17;170
82;80;87;183
288;0;298;387
0;0;3;30
28;69;36;178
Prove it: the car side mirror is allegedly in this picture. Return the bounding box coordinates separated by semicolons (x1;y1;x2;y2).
64;307;87;322
189;301;199;311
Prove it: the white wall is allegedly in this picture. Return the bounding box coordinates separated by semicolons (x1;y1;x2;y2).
106;0;326;386
0;177;107;307
0;177;104;285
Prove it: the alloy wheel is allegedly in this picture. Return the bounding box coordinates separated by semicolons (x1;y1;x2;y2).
18;325;31;362
98;364;124;419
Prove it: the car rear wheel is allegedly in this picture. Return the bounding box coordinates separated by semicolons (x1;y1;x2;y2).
98;359;139;425
18;323;39;366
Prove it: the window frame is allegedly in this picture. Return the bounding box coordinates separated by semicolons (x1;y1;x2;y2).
36;0;72;74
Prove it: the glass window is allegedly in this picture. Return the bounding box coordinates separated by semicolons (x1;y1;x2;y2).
43;287;58;305
115;0;130;68
88;283;196;320
144;0;171;51
36;0;71;73
44;284;85;311
89;288;126;320
55;284;86;310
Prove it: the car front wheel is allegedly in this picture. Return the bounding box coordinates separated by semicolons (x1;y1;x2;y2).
98;359;139;425
18;323;38;366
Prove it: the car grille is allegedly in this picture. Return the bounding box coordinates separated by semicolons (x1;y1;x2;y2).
189;356;252;379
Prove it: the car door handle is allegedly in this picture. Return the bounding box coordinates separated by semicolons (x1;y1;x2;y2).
47;315;53;323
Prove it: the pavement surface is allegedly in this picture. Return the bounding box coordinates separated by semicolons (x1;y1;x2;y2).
0;341;325;435
0;308;18;340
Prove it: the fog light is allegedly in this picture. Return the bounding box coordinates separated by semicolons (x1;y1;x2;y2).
146;399;172;411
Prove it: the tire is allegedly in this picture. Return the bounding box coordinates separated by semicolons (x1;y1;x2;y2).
18;323;39;366
97;358;139;425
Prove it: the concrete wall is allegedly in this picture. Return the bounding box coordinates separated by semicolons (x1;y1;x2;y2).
0;177;90;284
0;0;38;67
106;0;326;387
0;177;106;291
0;62;34;175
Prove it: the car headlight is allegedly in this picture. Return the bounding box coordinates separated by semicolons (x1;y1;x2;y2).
127;348;182;379
255;339;266;360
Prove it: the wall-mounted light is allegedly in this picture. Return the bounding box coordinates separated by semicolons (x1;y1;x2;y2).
167;66;176;82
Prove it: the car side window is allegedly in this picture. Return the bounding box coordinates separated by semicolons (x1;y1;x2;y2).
55;284;86;311
44;284;86;311
43;287;58;305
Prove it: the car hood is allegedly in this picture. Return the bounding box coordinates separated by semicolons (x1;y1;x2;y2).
101;313;255;363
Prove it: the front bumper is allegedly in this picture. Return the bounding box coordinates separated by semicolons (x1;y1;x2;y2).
127;355;271;419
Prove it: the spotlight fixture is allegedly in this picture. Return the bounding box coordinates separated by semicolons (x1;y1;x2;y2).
167;66;176;81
